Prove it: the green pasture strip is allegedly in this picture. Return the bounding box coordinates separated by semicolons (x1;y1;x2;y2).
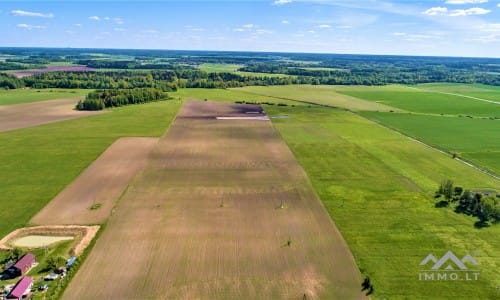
336;85;500;117
359;112;500;176
0;89;89;105
266;105;499;299
0;100;181;238
415;83;500;102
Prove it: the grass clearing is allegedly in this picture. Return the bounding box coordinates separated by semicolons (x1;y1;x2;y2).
266;105;499;299
0;89;89;105
0;100;181;238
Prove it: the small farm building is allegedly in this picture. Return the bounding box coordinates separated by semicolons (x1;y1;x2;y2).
6;276;33;299
7;254;36;277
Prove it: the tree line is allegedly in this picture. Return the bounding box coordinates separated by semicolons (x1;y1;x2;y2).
240;63;500;86
76;88;169;111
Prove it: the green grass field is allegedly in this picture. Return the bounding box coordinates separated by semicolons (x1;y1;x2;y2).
197;63;242;73
415;83;500;103
264;105;499;299
335;85;500;117
236;84;500;177
0;89;89;105
0;100;181;238
359;112;500;175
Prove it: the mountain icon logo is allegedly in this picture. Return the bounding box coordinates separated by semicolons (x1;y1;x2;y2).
420;251;479;270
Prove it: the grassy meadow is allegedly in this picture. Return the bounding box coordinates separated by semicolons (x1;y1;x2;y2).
264;105;499;299
0;100;181;237
0;89;89;105
360;112;500;175
415;83;500;103
236;84;500;177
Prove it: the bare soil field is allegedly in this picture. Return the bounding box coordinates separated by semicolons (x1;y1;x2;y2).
0;98;104;132
63;101;363;299
31;137;158;225
11;66;95;78
0;225;99;256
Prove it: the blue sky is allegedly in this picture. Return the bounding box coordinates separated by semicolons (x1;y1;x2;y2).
1;0;499;57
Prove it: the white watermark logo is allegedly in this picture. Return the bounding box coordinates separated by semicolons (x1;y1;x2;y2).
419;250;480;281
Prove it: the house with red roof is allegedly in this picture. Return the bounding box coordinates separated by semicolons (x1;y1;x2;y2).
7;253;36;277
6;276;32;299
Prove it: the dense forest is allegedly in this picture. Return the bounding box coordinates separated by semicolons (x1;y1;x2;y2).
0;48;499;88
76;88;169;110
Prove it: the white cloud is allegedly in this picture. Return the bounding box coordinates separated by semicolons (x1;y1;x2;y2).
114;18;124;25
114;28;126;32
74;23;82;27
392;32;407;36
273;0;292;5
445;0;488;4
281;20;290;24
16;23;46;30
317;24;332;29
103;16;111;21
449;7;491;16
255;29;273;34
88;16;100;21
498;3;500;7
242;24;254;28
234;28;245;32
11;10;53;18
422;7;448;16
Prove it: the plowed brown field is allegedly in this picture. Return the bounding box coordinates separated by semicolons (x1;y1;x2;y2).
63;101;363;299
31;137;158;225
0;98;103;132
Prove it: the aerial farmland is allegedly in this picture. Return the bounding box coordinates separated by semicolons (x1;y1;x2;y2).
0;3;499;298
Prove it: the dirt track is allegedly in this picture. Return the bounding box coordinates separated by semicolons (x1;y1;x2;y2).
63;101;363;299
0;98;104;132
31;137;158;225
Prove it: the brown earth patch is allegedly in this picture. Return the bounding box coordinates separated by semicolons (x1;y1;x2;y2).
63;101;364;299
0;98;104;133
31;137;158;225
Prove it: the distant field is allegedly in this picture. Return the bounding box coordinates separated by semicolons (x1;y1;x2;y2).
196;63;291;77
0;100;181;238
233;85;399;111
172;87;305;106
198;63;242;72
335;85;500;117
0;88;88;105
360;112;500;175
0;98;103;133
416;83;500;102
266;105;499;299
